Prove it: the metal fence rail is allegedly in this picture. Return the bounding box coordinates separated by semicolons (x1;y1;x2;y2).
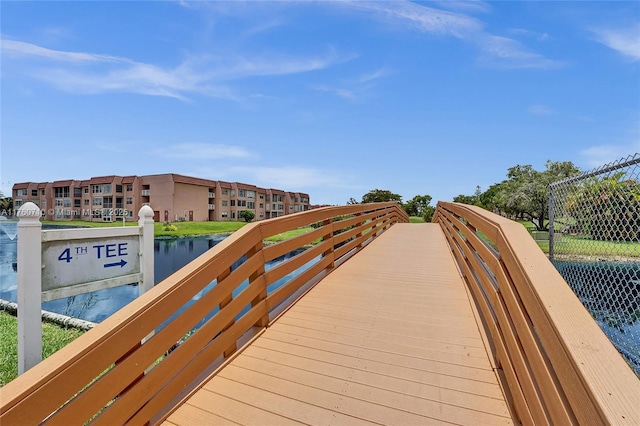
549;153;640;376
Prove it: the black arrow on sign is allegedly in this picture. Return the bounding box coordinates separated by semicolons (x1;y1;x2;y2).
104;259;127;268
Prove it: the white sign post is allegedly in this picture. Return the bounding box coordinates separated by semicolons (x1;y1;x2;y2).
16;203;42;375
16;204;154;374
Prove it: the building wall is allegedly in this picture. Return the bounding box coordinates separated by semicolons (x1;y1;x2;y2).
13;173;311;223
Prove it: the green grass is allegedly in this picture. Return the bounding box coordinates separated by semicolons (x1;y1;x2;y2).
154;221;247;237
409;216;425;223
42;219;248;237
0;312;85;386
264;227;315;243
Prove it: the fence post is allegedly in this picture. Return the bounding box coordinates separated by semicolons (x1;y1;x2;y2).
17;202;43;374
548;184;555;261
138;205;155;295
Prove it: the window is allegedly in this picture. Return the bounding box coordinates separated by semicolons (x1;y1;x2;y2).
221;211;228;218
54;187;70;198
259;195;264;199
247;191;255;199
75;199;81;207
84;187;89;194
16;189;27;196
222;200;228;206
64;199;71;208
126;184;133;192
259;203;263;208
116;185;123;193
126;197;133;204
31;189;38;196
84;199;89;206
232;211;236;219
55;199;64;207
247;202;255;209
92;185;102;194
93;198;102;206
238;189;246;197
230;189;235;197
222;189;228;195
103;197;113;208
102;185;111;193
230;200;236;207
74;188;82;197
278;204;284;210
272;204;277;210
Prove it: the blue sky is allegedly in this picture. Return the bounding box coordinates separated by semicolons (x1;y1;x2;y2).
1;1;639;206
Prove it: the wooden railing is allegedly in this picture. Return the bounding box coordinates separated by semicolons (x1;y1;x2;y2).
0;202;408;425
434;201;640;425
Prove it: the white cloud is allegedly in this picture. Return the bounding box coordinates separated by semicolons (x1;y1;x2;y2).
339;1;562;70
1;39;129;64
476;35;564;69
509;28;550;42
580;144;640;168
341;1;483;39
591;25;640;61
433;1;491;14
154;143;253;160
1;39;354;100
225;166;358;190
528;104;555;115
313;85;356;100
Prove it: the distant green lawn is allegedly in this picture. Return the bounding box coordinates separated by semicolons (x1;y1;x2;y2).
409;216;425;223
0;312;85;386
42;220;248;237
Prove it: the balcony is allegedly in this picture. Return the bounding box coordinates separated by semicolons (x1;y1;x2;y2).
141;190;150;196
208;193;215;199
208;204;215;210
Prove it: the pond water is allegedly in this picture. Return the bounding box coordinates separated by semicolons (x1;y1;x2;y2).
553;261;640;375
0;222;313;324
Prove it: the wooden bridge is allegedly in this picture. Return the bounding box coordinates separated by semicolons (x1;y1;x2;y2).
1;202;639;425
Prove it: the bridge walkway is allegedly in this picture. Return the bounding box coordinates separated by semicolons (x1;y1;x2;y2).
161;224;514;425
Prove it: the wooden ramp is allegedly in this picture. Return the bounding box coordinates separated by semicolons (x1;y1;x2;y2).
162;223;514;425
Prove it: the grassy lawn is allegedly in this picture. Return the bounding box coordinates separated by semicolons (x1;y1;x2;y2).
0;312;85;386
154;221;246;237
42;220;248;237
409;216;425;223
264;227;315;243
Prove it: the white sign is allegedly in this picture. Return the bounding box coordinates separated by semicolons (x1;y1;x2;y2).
42;236;140;291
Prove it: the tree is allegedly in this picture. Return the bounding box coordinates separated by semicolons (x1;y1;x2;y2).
565;172;640;241
403;194;432;217
346;197;359;205
238;210;255;222
495;160;581;231
361;189;402;204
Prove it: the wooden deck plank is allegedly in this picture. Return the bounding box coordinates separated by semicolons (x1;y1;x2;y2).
254;332;503;391
162;224;513;425
237;346;510;415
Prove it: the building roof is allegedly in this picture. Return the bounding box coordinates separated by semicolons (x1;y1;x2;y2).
12;182;32;190
52;180;75;187
88;175;117;185
121;175;137;184
172;173;217;187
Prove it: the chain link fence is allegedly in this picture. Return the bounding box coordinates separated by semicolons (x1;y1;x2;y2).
549;153;640;376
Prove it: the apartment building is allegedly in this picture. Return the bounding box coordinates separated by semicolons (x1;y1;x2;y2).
12;173;310;223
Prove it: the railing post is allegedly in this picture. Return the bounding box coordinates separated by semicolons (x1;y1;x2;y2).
548;184;555;261
17;202;42;374
249;241;269;328
322;218;334;269
217;267;236;357
138;205;155;295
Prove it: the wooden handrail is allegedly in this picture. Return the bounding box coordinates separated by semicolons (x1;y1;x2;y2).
0;202;408;425
433;201;640;425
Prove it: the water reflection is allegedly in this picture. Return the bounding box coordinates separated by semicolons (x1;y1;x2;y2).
0;231;316;324
0;233;226;322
